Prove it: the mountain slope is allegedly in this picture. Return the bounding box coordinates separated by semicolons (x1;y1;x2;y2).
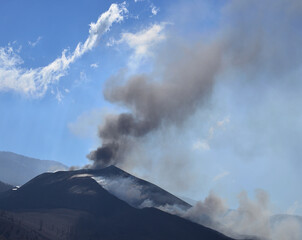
0;181;13;193
0;168;241;240
0;151;67;186
82;165;191;209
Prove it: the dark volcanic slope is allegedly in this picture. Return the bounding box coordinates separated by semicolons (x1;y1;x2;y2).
81;165;191;209
0;170;130;217
0;168;237;240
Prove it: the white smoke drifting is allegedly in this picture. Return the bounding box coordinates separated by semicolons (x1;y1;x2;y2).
162;190;302;240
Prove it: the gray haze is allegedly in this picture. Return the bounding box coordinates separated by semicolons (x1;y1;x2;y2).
88;0;302;168
159;190;302;240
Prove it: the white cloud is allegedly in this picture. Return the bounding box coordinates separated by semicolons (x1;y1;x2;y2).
208;126;215;139
73;71;89;87
217;116;230;127
150;4;159;15
0;46;23;68
193;116;230;151
193;140;210;151
121;23;165;56
109;23;166;68
106;38;116;47
0;3;127;98
213;171;230;181
28;36;42;47
90;63;99;68
287;201;302;215
55;88;63;103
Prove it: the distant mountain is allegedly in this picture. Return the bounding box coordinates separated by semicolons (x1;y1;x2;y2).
0;167;244;240
0;181;13;193
0;151;67;186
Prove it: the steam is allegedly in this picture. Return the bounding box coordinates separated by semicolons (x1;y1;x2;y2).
92;173;302;240
87;0;302;168
93;175;190;209
94;176;154;208
271;217;302;240
161;190;302;240
183;192;228;229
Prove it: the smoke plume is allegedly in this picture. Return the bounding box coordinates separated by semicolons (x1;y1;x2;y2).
84;1;302;237
87;41;224;167
87;0;302;168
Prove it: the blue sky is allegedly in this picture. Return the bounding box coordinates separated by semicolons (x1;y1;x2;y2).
1;0;302;216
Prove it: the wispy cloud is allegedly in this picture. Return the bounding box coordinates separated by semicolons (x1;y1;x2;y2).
55;88;63;103
0;46;23;68
109;23;166;68
193;140;210;151
150;4;159;16
28;36;42;47
90;63;99;68
73;71;89;88
286;201;302;215
213;170;230;181
68;108;104;139
0;3;127;98
193;116;230;151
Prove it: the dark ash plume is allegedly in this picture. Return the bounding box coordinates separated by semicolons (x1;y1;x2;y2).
88;0;302;168
88;42;224;168
87;142;119;167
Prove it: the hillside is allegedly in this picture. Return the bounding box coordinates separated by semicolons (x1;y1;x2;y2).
0;182;13;193
0;167;244;240
0;151;67;186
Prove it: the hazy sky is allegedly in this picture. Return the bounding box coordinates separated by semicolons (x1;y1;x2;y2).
0;0;301;215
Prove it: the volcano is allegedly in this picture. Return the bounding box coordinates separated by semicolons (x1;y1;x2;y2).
0;166;252;240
